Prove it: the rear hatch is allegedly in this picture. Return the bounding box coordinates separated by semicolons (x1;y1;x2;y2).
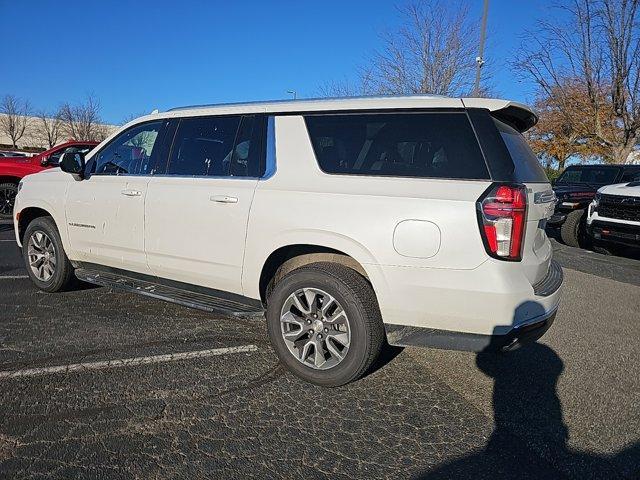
495;118;555;286
467;104;555;287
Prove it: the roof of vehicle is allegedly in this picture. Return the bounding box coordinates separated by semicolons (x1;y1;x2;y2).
141;95;537;132
38;140;99;155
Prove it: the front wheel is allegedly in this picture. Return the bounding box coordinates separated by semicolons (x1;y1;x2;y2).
266;262;384;387
560;209;586;248
22;216;76;292
0;182;18;220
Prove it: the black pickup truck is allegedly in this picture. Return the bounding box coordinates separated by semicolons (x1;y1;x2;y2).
548;164;640;247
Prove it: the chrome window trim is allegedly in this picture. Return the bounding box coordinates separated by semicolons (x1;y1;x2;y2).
89;115;275;181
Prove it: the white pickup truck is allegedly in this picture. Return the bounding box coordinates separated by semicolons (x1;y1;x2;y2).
587;181;640;253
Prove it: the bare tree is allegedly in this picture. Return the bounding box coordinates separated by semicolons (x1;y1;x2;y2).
370;1;480;96
317;69;376;97
33;110;63;148
319;1;485;98
0;95;32;148
514;0;640;163
59;94;104;141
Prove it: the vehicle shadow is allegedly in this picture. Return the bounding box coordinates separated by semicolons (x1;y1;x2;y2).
419;301;639;479
363;342;404;379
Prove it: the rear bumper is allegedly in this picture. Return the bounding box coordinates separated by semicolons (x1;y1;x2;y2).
379;259;563;351
588;220;640;248
385;307;556;352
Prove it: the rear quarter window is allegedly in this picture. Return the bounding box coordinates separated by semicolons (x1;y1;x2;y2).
494;118;549;183
304;112;490;180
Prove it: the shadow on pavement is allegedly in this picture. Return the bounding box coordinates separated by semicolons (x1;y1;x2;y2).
420;301;639;480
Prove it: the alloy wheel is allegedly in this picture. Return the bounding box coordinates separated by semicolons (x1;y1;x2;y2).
0;185;17;217
280;288;351;370
27;231;56;282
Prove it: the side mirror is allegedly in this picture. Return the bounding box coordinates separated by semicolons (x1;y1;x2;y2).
40;156;49;166
60;150;86;179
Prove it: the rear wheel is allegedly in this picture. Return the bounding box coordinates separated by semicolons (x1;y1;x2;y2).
560;209;586;248
0;182;18;220
22;216;76;292
266;262;384;386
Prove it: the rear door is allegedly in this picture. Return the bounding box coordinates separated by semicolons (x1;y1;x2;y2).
493;118;555;285
145;114;265;295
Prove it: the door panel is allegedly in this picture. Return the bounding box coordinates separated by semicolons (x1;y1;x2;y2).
64;120;166;273
145;177;258;294
65;176;150;273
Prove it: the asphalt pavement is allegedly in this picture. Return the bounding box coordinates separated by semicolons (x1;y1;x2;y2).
0;220;638;479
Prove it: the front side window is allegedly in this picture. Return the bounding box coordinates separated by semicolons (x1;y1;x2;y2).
304;112;489;180
91;122;163;175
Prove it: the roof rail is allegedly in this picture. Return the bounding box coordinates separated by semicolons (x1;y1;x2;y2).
167;93;449;112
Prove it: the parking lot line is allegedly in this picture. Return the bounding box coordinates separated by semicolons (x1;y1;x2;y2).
0;345;259;379
0;275;29;279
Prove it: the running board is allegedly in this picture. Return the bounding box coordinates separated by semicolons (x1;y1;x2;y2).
74;268;264;318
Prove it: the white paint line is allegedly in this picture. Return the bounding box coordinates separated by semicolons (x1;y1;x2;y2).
0;275;29;279
0;239;16;242
0;344;259;379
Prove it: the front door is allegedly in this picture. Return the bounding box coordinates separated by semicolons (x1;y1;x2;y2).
65;120;166;273
145;114;265;295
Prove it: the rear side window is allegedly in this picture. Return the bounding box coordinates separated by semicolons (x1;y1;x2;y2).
304;112;489;180
494;118;548;183
167;116;241;176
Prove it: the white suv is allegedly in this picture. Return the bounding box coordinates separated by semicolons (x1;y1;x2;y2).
13;95;562;386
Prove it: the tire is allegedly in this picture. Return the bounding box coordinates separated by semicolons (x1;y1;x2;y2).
266;262;384;387
560;209;586;248
0;182;18;220
22;216;76;292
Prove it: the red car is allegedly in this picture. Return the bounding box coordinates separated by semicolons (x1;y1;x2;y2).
0;141;98;219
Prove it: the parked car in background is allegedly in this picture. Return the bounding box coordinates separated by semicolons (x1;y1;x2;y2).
0;141;98;219
587;181;640;254
548;164;640;247
13;95;562;386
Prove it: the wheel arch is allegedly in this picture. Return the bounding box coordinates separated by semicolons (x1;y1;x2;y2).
17;206;56;245
0;175;21;185
257;244;372;305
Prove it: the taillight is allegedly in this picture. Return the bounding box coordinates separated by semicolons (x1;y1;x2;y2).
477;183;527;261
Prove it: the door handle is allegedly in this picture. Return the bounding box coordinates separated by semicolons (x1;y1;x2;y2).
121;189;142;197
210;195;238;204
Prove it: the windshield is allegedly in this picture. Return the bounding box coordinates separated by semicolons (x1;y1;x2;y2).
48;145;96;166
556;167;619;185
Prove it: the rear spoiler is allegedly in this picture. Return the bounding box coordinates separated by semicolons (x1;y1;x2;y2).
461;99;538;133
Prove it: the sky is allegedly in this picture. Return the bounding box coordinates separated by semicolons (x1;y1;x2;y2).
0;0;555;125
